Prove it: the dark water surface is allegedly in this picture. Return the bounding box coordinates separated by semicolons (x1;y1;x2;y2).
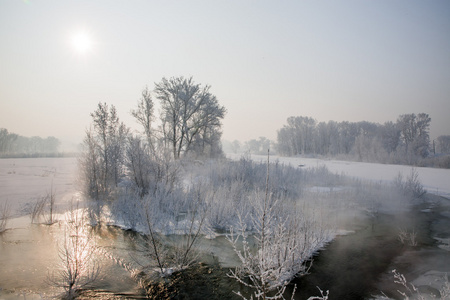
291;213;405;299
291;195;450;300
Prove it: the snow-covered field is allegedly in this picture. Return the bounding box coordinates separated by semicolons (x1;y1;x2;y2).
0;157;79;217
1;155;449;220
228;153;450;198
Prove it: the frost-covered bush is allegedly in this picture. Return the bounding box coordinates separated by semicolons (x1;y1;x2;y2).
194;157;311;231
48;206;100;299
389;270;450;300
125;137;181;198
227;169;333;299
111;192;144;231
394;168;426;199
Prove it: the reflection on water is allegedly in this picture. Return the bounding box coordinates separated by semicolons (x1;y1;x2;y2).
1;196;449;299
0;217;61;299
0;217;140;299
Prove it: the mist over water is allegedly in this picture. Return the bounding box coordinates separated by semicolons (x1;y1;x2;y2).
0;157;449;299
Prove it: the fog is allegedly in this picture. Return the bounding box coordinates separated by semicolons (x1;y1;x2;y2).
1;1;450;144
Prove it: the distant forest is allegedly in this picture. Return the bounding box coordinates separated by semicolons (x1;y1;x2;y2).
0;128;61;157
225;113;450;168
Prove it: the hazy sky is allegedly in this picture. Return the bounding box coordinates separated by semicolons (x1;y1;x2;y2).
1;1;449;146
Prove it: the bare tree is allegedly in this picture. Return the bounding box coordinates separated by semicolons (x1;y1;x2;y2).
79;128;102;201
437;135;450;154
0;201;11;233
48;205;100;299
45;182;57;224
380;121;401;154
125;135;153;197
397;113;431;158
138;200;171;278
29;183;57;225
79;104;128;224
90;102;128;192
131;86;155;149
0;128;18;153
155;76;226;159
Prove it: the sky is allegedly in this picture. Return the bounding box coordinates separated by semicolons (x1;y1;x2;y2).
1;0;449;148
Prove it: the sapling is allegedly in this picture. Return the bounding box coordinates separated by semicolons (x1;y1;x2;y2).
0;200;11;233
132;185;209;284
30;196;46;223
48;203;100;299
29;183;57;225
44;183;57;224
398;228;418;247
395;169;426;199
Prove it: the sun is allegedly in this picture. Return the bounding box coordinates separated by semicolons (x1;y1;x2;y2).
71;32;92;54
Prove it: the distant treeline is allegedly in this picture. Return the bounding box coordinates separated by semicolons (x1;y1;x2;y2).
225;113;450;168
0;128;61;157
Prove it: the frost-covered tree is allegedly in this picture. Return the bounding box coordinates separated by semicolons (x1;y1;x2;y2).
155;76;226;159
90;102;129;192
380;121;401;154
79;102;129;222
281;116;316;155
245;137;272;155
79;129;102;201
437;135;450;154
275;113;436;164
397;113;431;158
131;86;155;148
0;128;60;155
231;140;242;154
276;126;295;156
125;135;153;197
338;121;359;155
0;128;18;153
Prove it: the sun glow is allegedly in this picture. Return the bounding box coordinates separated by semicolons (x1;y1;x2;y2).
71;32;92;54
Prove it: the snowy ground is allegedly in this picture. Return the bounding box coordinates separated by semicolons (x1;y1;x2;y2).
2;155;449;219
227;153;450;199
0;157;79;217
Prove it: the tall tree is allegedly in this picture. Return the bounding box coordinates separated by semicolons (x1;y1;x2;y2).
380;121;401;154
154;76;226;159
437;135;450;154
90;102;128;195
397;113;431;157
131;86;155;148
0;129;18;153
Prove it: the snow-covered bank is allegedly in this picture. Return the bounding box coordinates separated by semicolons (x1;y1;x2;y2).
0;157;79;216
228;154;450;198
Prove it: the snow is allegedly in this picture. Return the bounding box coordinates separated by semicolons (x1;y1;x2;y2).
228;154;450;198
0;157;79;217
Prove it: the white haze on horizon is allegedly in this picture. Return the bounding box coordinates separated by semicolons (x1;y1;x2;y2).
1;1;449;144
